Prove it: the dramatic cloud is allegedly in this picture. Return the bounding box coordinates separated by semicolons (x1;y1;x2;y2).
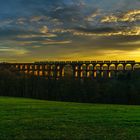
0;0;140;62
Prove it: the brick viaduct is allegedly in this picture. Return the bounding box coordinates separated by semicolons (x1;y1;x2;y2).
0;60;140;79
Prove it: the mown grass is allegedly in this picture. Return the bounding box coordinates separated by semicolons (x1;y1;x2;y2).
0;97;140;140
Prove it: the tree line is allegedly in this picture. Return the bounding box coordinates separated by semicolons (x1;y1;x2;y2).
0;67;140;105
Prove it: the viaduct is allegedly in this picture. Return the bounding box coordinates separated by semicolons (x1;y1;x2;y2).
0;60;140;79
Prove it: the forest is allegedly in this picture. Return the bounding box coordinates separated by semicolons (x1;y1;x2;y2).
0;67;140;105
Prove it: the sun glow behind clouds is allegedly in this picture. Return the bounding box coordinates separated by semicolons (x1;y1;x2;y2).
0;0;140;62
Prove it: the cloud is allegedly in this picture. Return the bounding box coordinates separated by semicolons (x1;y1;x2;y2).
30;16;47;22
16;33;57;39
16;39;72;46
0;19;14;27
84;9;101;22
40;26;49;33
75;27;140;36
16;17;26;24
101;9;140;23
41;40;72;45
0;0;140;62
101;15;118;23
52;26;140;37
0;47;28;55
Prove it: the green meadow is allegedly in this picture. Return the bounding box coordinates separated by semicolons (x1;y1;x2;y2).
0;97;140;140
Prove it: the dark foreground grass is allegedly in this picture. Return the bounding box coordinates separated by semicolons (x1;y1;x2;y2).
0;97;140;140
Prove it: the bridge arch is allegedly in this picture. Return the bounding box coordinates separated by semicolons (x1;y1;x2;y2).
101;64;109;78
50;65;56;71
74;65;79;70
19;65;23;70
94;64;101;70
133;63;140;70
87;64;94;70
102;64;108;70
45;65;48;70
81;64;87;70
34;71;38;76
48;65;56;77
109;64;116;70
86;64;93;78
35;65;38;70
80;64;87;78
25;65;28;70
63;64;74;77
125;64;132;70
117;64;124;70
94;64;101;78
39;71;43;76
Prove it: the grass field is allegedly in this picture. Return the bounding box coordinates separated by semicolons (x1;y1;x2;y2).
0;97;140;140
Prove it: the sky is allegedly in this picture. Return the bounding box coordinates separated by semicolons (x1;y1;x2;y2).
0;0;140;62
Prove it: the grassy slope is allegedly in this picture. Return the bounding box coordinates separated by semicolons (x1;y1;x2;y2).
0;97;140;140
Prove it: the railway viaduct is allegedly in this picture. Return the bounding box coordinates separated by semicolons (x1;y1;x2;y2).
0;60;140;79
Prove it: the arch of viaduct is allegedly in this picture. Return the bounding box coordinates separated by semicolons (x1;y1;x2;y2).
1;61;140;79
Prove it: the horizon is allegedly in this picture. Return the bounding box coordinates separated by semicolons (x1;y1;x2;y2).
0;60;140;64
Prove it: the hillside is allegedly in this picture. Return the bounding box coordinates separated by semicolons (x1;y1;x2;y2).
0;97;140;140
